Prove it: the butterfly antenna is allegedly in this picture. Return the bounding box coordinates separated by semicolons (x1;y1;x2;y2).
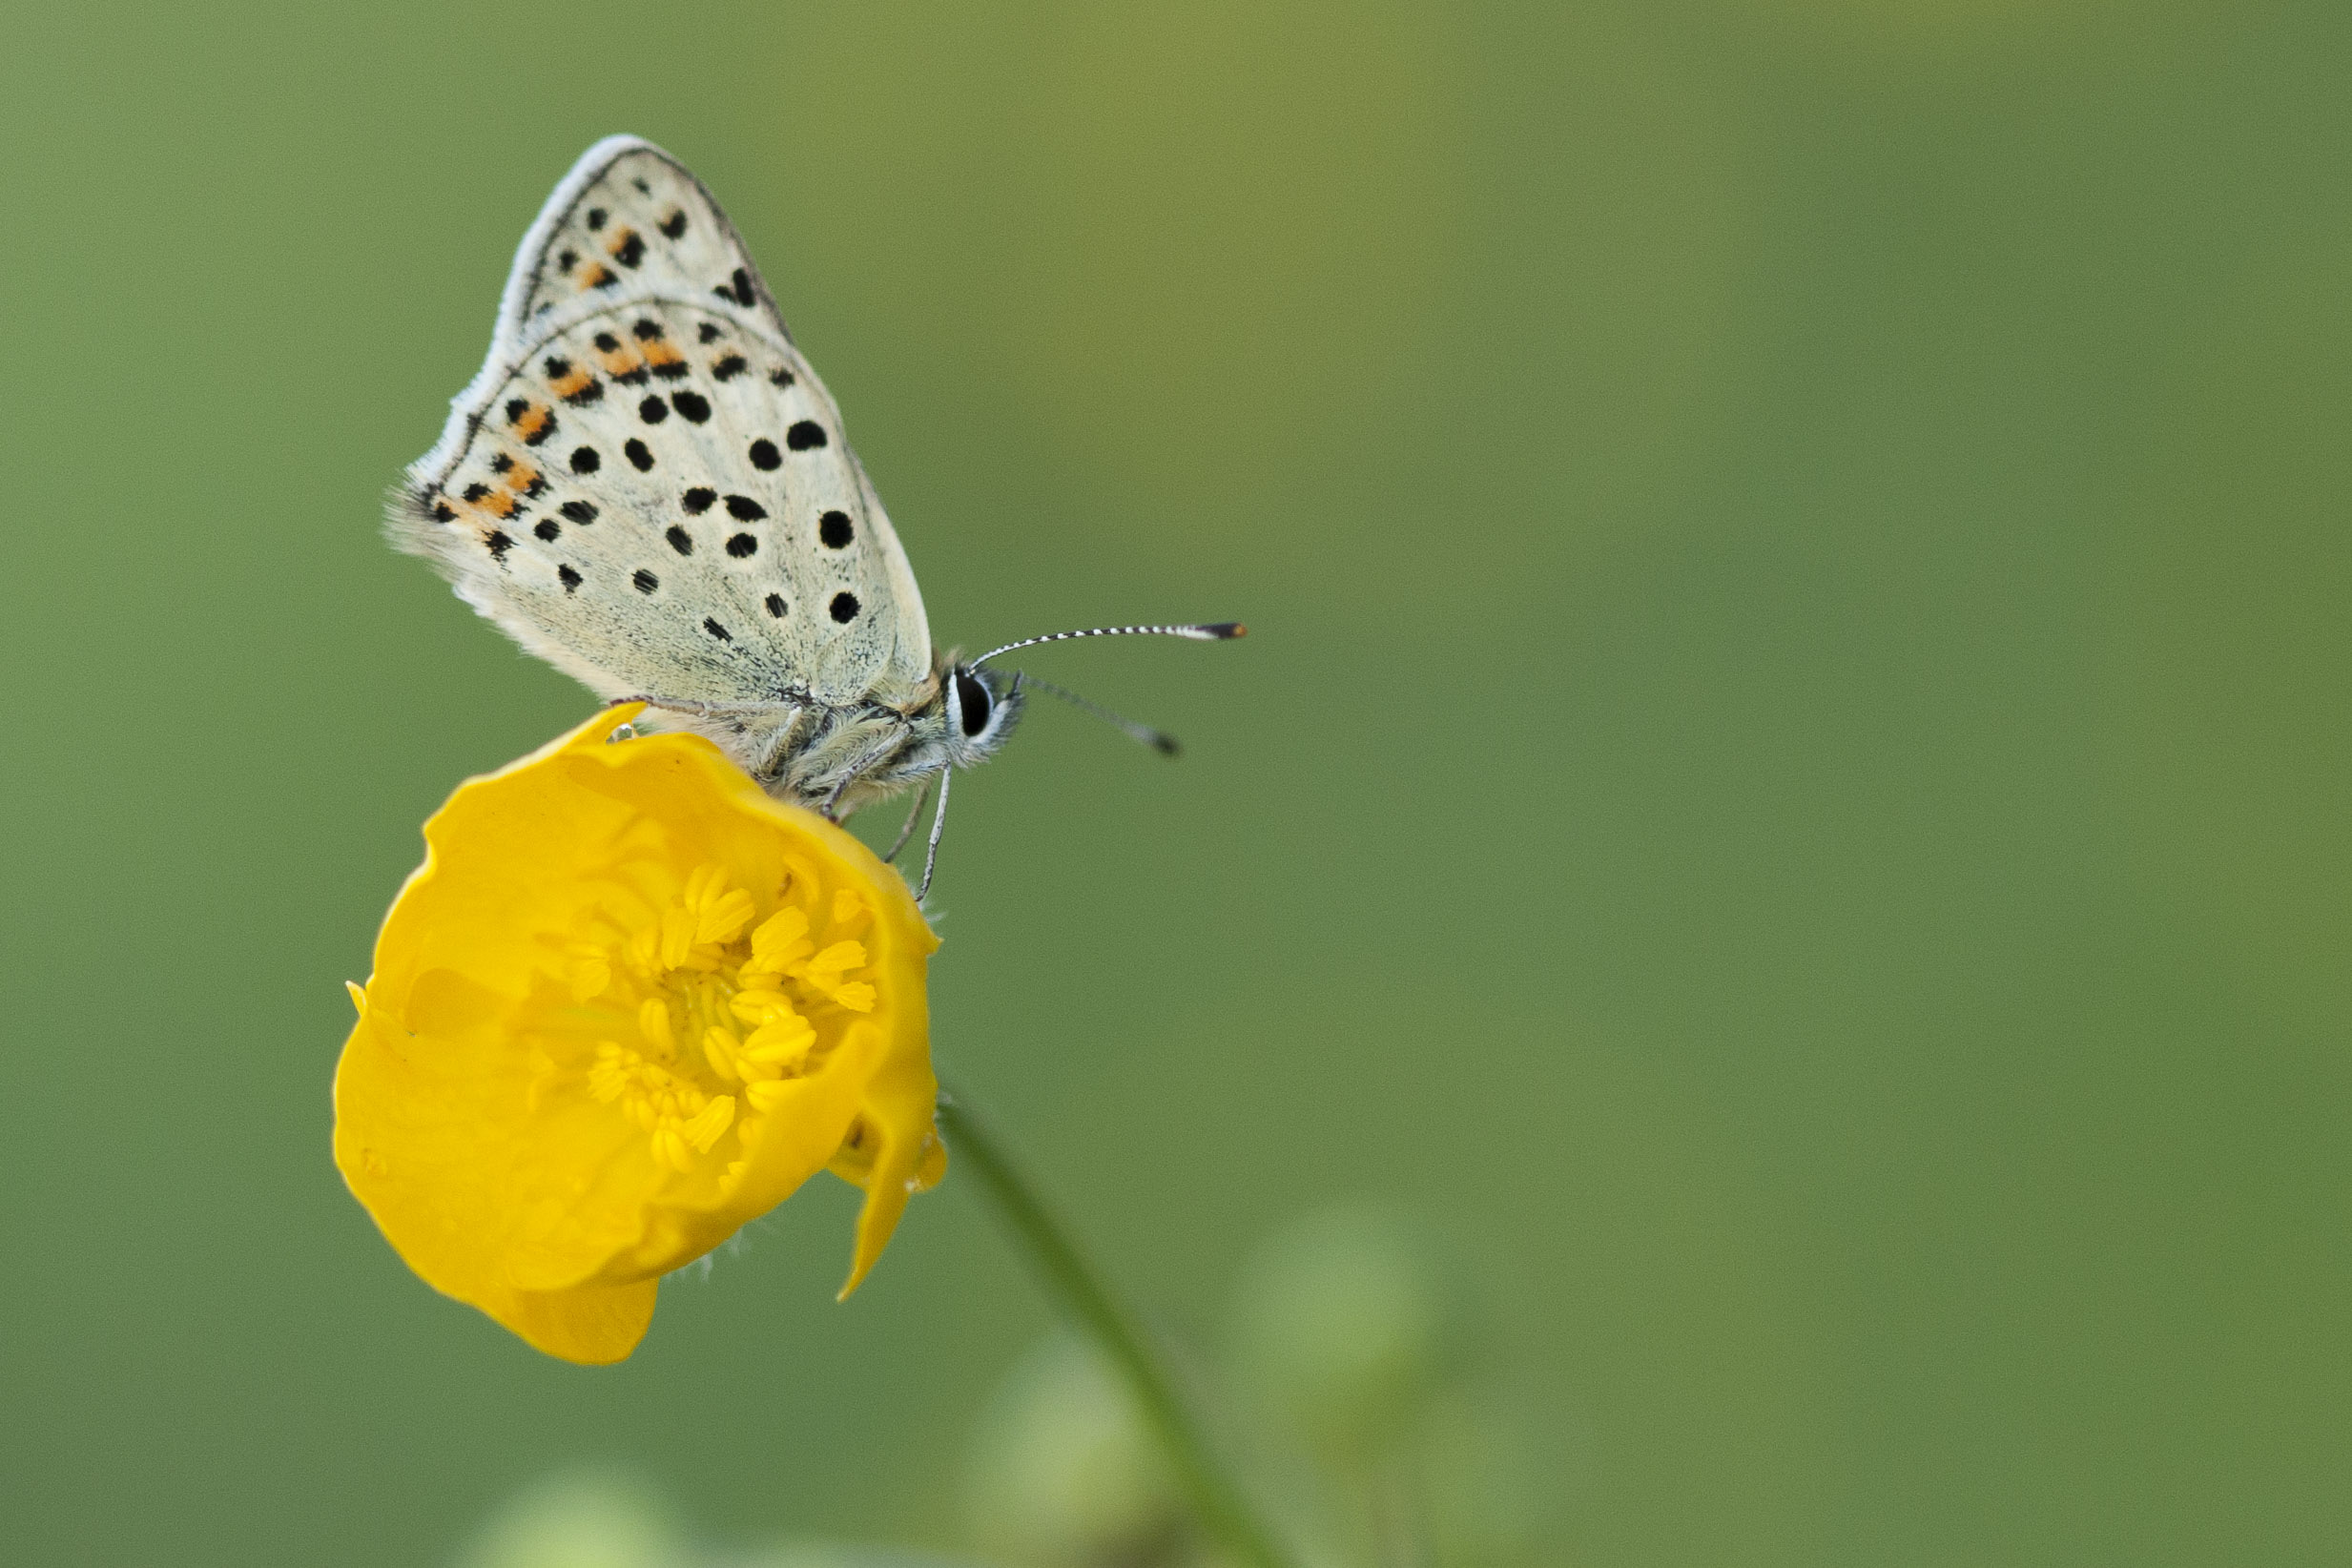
1017;672;1183;756
969;622;1246;668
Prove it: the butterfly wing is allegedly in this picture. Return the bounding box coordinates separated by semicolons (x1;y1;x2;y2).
391;136;934;712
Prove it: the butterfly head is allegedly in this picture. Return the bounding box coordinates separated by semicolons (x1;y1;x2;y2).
938;658;1024;767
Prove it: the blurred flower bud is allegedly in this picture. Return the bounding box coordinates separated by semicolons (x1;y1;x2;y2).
455;1468;684;1568
1227;1208;1455;1468
732;1547;986;1568
961;1332;1189;1568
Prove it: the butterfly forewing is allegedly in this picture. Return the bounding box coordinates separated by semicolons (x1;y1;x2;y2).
393;137;932;712
499;142;782;342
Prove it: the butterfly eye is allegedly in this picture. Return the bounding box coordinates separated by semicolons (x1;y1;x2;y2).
954;671;993;738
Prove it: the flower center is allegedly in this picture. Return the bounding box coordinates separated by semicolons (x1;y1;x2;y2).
533;862;878;1181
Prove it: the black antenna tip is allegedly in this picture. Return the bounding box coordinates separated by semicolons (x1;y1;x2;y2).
1204;622;1247;639
1151;732;1182;757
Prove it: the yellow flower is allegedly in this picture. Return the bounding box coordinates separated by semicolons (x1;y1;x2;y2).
334;705;945;1364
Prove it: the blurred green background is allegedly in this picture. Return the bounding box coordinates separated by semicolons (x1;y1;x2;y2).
5;1;2349;1562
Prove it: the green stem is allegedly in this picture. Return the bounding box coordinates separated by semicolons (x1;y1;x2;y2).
936;1084;1296;1568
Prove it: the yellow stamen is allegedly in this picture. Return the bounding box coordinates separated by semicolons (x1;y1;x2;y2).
637;997;675;1055
684;1095;735;1152
587;1042;632;1104
659;904;697;970
565;944;611;1001
730;987;794;1024
747;906;811;971
743;1011;815;1065
345;980;367;1017
702;1025;743;1083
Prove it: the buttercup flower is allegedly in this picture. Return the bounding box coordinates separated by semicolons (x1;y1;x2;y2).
335;705;943;1363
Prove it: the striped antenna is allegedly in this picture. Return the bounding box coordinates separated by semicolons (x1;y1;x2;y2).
1017;672;1182;756
969;622;1246;669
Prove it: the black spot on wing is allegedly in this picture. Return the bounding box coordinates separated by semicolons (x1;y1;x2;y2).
570;445;601;474
704;617;732;643
715;267;756;307
667;526;693;556
586;207;608;231
534;520;561;542
682;487;716;514
638;395;669;424
819;510;854;548
727;532;757;557
633;568;659;594
660;209;688;239
697;321;722;344
625;439;654;471
765;593;788;618
671;390;711;423
713;355;749;382
725;494;766;521
787;421;827;450
485;530;515;562
748;438;780;470
829;591;859;624
560;500;598;524
559;564;582;592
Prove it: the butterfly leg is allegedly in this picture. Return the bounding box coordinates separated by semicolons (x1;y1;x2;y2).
882;776;936;864
816;728;925;821
917;768;952;903
748;707;808;791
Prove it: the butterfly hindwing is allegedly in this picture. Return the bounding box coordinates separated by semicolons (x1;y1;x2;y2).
392;137;933;712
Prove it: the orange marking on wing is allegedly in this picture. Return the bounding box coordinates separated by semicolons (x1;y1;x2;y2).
479;489;518;518
501;461;541;493
512;404;552;443
597;345;645;377
578;263;615;290
643;340;685;371
548;366;596;400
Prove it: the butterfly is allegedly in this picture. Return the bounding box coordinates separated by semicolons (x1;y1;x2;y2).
390;136;1239;894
